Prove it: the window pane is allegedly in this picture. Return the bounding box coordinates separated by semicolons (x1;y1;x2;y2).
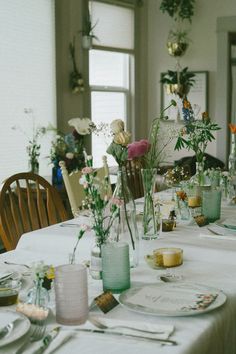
0;0;56;182
90;1;134;50
89;50;129;88
91;91;126;167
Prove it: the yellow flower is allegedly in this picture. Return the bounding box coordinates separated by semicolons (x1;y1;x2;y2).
114;131;131;146
229;123;236;134
183;99;191;109
46;266;55;280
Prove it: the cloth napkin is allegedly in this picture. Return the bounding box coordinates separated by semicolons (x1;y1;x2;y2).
81;316;175;340
200;225;236;241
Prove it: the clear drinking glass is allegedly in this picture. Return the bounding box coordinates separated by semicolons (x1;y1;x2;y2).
202;189;222;222
54;264;88;325
101;242;130;294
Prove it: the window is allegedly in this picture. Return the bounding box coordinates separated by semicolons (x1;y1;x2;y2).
0;0;56;182
89;1;135;167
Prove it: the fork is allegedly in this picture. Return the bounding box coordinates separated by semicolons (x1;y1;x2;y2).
15;323;46;354
89;317;165;335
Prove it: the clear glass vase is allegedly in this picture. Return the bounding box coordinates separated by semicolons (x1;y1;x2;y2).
229;133;236;183
111;167;139;268
141;168;160;239
29;158;39;174
90;237;102;280
195;160;205;186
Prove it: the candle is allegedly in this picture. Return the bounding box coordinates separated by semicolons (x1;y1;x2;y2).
188;196;201;207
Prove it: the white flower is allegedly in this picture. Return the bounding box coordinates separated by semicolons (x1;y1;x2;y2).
68;117;94;135
110;119;124;134
66;152;74;159
79;175;86;185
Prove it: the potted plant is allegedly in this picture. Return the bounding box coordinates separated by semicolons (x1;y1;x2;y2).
80;9;98;49
160;0;195;23
160;67;195;98
166;29;190;57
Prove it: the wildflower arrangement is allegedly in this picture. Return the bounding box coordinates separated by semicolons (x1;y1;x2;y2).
80;155;119;246
164;165;190;187
12;108;46;173
175;99;221;163
106;100;177;169
49;118;95;173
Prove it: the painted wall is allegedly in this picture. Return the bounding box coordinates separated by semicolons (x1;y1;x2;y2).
146;0;236;164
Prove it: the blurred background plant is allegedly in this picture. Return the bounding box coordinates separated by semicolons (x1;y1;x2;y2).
12;108;46;174
48;118;96;174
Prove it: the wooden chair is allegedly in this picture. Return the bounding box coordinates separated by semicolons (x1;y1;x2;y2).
125;160;144;199
0;172;69;251
59;155;111;217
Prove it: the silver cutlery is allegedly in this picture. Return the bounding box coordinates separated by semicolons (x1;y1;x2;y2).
73;328;177;345
0;272;14;283
60;223;81;228
0;318;21;340
16;323;46;354
89;317;165;335
31;326;60;354
4;261;30;269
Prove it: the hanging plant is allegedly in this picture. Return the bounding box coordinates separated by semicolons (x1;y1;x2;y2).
69;37;84;94
79;9;99;49
160;0;195;23
166;29;190;56
160;67;195;98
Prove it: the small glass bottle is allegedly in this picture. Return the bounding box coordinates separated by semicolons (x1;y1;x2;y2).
111;167;139;268
90;237;102;280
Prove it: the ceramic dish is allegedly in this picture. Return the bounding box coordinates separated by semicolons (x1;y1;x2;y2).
0;310;30;347
119;282;226;317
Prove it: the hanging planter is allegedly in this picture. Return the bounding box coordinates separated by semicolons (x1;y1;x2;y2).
82;35;93;50
166;29;189;57
79;9;98;50
160;67;195;99
165;83;190;98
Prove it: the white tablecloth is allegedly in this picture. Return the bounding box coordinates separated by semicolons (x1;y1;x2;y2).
1;198;236;354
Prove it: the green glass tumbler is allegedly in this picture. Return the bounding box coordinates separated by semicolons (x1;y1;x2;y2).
202;189;222;222
101;242;130;294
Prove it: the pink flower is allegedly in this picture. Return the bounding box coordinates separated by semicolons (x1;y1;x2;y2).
80;224;91;232
111;197;124;206
82;167;93;174
128;139;151;159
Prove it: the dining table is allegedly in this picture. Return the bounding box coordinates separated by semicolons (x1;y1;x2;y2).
1;189;236;354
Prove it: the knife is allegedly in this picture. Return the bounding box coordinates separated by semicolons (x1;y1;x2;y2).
0;318;19;340
32;327;61;354
74;328;177;346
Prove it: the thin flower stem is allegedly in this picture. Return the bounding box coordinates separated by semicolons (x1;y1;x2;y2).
120;168;135;250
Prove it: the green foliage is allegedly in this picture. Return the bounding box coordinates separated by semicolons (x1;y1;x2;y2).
160;67;195;87
160;0;195;22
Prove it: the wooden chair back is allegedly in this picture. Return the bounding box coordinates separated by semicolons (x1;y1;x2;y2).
125;160;144;199
60;155;112;217
0;172;68;251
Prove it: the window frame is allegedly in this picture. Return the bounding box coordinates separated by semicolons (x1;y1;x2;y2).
88;0;135;146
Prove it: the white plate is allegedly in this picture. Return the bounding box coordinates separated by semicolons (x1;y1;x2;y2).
119;282;226;317
0;310;30;347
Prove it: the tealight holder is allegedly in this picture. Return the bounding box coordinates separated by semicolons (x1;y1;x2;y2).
145;247;183;269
